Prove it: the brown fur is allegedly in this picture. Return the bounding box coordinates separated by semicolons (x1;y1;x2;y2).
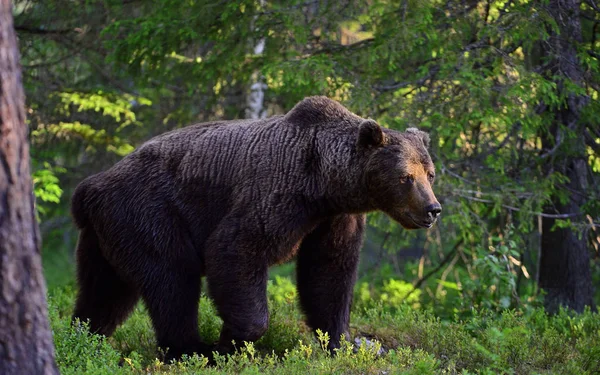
71;96;441;361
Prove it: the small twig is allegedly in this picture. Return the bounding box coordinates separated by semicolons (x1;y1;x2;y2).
435;252;459;296
584;128;600;154
586;0;600;13
474;121;521;162
401;239;464;303
309;38;375;57
452;194;581;219
359;231;391;277
15;25;73;35
439;163;478;185
588;50;600;60
539;128;563;159
374;66;440;93
259;0;319;16
23;54;73;69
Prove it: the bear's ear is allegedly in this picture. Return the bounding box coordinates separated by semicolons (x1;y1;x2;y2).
357;119;385;148
406;127;430;148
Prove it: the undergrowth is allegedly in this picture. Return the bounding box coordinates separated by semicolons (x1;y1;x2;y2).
48;279;599;375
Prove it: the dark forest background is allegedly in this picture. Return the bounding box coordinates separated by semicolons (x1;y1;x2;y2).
7;0;600;372
19;0;599;314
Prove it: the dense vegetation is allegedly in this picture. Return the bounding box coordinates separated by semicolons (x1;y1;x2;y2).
9;0;600;373
50;282;600;374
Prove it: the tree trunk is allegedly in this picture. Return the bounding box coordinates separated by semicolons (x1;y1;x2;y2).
538;0;596;313
0;0;59;373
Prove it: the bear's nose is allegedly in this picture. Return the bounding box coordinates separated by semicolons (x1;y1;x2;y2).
425;203;442;219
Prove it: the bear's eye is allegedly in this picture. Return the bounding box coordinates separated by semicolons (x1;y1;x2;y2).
400;175;414;184
428;173;435;183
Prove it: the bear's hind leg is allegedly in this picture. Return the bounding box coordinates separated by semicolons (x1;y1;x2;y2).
73;227;140;336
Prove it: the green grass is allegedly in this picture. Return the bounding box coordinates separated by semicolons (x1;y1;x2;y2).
48;278;600;375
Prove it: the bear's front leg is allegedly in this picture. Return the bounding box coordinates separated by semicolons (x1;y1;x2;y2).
296;214;365;351
204;218;270;355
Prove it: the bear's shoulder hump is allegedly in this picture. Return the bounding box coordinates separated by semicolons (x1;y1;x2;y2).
284;96;360;126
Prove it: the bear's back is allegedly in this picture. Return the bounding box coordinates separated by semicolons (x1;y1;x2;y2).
126;97;361;186
79;97;365;229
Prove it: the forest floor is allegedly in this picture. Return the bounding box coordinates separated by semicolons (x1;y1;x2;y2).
47;280;599;375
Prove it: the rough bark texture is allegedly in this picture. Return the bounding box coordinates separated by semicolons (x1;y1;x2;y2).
539;0;596;313
0;0;59;373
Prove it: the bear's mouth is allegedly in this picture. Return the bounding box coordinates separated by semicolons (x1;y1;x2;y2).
387;210;435;230
407;214;435;229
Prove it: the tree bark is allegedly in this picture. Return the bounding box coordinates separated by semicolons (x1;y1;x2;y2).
0;0;59;373
538;0;596;313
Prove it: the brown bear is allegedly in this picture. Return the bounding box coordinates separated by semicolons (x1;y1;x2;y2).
71;96;441;361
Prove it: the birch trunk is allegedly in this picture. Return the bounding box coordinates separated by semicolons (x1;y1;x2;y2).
246;0;267;120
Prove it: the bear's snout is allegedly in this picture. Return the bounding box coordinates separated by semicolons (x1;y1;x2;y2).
425;203;442;221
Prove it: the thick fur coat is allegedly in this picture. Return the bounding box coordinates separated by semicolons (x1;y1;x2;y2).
71;96;441;360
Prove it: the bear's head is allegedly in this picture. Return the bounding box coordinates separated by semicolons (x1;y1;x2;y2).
358;120;442;229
